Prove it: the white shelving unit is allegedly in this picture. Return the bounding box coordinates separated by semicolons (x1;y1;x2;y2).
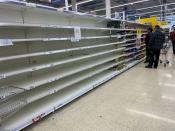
0;1;147;131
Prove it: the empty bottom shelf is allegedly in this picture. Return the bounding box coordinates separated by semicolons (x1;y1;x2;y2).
0;58;144;131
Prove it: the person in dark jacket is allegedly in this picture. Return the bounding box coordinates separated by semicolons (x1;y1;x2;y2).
144;27;153;63
170;28;175;54
146;25;165;69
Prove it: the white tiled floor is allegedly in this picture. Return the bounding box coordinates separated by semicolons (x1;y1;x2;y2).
25;49;175;131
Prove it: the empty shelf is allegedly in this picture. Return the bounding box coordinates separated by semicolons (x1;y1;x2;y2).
0;59;144;131
116;33;136;38
124;47;136;51
0;54;126;99
8;35;121;44
0;61;125;120
137;48;146;52
0;70;118;130
0;22;138;31
0;41;125;62
0;86;25;100
0;1;147;130
0;48;124;79
135;52;146;58
125;38;137;42
122;43;136;47
125;33;137;36
0;99;27;121
12;38;70;43
125;57;135;63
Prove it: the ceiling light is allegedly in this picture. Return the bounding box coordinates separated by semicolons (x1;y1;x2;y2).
90;0;150;12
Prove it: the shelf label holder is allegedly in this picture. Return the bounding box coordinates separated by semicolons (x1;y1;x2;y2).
71;27;81;42
26;3;36;8
0;39;13;46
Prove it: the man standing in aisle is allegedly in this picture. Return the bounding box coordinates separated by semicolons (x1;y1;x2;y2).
170;28;175;55
144;27;153;63
146;25;165;69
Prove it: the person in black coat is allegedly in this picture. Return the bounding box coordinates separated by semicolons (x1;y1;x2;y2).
170;27;175;54
144;27;153;63
145;25;165;69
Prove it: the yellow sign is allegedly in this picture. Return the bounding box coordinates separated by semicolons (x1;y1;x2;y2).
136;16;157;28
136;16;168;28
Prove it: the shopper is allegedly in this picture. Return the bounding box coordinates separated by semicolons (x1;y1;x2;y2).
146;25;165;69
170;28;175;54
144;27;153;63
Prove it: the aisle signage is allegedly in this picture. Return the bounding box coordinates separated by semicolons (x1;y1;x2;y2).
0;39;13;46
71;27;81;42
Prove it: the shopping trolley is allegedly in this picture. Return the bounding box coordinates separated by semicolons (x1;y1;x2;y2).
160;42;170;67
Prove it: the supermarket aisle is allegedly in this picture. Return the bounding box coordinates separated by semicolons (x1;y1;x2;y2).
25;49;175;131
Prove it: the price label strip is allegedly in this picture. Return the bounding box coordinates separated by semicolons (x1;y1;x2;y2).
26;3;36;8
0;39;13;46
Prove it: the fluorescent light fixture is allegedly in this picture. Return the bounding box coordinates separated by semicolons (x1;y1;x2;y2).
90;0;150;12
76;0;94;6
111;0;150;8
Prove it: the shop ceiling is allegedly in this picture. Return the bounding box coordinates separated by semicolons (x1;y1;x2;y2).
67;0;175;17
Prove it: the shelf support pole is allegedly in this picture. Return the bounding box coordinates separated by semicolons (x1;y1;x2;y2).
161;0;167;21
71;0;77;12
105;0;111;18
65;0;69;11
